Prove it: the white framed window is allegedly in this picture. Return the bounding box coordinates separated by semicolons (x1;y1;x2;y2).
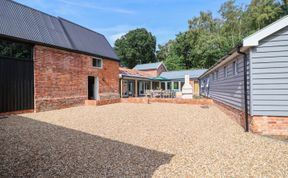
92;58;103;68
224;66;228;78
233;61;237;75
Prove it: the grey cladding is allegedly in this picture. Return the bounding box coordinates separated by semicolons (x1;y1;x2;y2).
250;26;288;116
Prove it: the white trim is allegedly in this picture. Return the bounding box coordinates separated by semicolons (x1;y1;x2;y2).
92;57;103;69
94;77;100;100
249;48;254;116
243;15;288;47
157;62;168;72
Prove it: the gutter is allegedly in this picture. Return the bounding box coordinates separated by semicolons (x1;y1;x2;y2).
198;47;238;78
237;45;249;132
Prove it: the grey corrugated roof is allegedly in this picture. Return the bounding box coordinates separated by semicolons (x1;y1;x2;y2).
133;62;163;70
0;0;119;61
59;18;119;60
160;69;207;80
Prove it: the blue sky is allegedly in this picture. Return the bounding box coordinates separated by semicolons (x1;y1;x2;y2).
15;0;250;46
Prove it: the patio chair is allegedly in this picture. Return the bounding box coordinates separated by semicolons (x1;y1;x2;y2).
153;90;162;98
162;90;171;98
145;90;152;98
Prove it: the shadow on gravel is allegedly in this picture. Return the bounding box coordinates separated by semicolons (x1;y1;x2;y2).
0;115;173;177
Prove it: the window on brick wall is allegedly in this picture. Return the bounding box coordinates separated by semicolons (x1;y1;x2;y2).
92;58;102;68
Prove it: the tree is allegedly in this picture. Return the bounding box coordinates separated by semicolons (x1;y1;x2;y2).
157;0;286;71
156;40;173;62
114;28;157;68
242;0;283;33
281;0;288;15
219;0;244;47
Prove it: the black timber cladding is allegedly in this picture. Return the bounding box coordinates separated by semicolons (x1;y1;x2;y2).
0;41;34;113
0;0;119;61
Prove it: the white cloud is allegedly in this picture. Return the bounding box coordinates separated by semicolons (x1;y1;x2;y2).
94;25;138;46
58;0;135;14
110;33;126;44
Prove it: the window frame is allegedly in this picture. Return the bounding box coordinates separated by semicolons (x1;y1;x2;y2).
233;61;238;76
92;57;103;69
224;66;228;78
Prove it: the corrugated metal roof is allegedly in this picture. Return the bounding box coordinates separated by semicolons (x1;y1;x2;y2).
160;69;207;80
0;0;119;61
59;18;119;60
133;62;163;70
119;67;154;79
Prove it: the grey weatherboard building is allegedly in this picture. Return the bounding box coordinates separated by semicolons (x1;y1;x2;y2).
200;15;288;134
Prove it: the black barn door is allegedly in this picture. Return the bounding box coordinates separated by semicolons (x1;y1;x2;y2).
0;39;34;113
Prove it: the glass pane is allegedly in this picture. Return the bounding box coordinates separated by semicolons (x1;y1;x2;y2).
167;82;171;90
161;82;165;90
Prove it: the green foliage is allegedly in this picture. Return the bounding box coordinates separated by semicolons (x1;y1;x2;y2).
114;28;157;68
157;0;286;71
0;39;32;59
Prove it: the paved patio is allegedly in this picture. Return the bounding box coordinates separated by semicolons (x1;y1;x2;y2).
0;103;287;177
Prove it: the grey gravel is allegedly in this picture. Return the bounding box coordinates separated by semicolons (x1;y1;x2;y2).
0;103;287;177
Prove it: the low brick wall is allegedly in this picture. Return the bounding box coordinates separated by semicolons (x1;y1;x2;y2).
213;100;248;129
85;98;121;106
251;116;288;135
214;100;288;136
35;97;86;112
121;98;214;105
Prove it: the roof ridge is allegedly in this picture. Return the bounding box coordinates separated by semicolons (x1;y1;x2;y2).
162;69;207;73
58;17;106;38
135;61;162;66
58;18;76;49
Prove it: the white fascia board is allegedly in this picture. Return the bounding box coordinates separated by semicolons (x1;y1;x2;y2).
158;62;168;72
243;15;288;47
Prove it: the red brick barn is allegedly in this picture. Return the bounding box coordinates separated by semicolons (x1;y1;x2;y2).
0;0;120;113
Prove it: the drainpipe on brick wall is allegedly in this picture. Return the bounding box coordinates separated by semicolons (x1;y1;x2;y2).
237;46;249;132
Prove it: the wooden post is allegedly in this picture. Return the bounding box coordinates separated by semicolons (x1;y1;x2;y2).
135;80;138;97
150;81;153;90
158;81;161;89
120;79;123;98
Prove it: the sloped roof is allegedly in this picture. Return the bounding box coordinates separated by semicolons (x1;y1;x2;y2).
243;15;288;46
160;69;207;80
0;0;119;61
59;18;118;60
120;67;155;79
133;62;165;70
200;15;288;78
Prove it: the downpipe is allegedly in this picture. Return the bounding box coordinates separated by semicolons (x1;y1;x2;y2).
237;46;249;132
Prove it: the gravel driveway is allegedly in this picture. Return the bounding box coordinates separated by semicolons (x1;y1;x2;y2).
1;103;287;177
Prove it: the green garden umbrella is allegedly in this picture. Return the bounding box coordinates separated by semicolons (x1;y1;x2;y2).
150;76;169;81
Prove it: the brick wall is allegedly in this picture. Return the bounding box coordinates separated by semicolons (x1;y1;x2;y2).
140;64;167;77
121;98;214;105
214;100;288;136
141;70;158;77
251;116;288;135
156;64;167;76
34;45;119;112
